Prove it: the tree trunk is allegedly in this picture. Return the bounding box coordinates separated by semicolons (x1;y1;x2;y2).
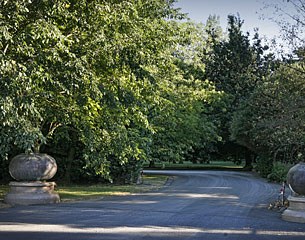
243;151;253;171
63;147;75;184
149;160;155;168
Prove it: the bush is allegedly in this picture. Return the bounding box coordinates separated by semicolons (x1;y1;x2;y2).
255;155;273;178
267;162;292;183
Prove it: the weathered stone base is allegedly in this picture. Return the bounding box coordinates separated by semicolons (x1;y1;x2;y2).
4;181;60;206
282;196;305;223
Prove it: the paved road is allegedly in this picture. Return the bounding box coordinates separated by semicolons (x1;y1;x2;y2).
0;170;305;240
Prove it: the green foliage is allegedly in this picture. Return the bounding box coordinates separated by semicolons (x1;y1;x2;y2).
255;156;273;178
7;1;301;184
149;77;223;163
255;157;291;182
267;162;292;183
231;62;305;162
205;15;256;103
204;15;273;165
0;0;223;183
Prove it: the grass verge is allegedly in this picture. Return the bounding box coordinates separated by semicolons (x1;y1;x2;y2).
58;174;168;202
145;160;244;170
0;174;168;206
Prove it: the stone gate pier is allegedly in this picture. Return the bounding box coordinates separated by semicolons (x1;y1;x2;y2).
4;153;60;205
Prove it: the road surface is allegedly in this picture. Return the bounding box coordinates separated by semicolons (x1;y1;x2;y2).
0;170;305;240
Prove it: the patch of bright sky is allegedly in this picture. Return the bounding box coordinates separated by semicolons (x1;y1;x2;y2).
174;0;281;40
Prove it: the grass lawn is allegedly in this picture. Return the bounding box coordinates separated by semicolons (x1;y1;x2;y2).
57;174;168;202
0;185;9;201
0;174;168;205
145;160;244;170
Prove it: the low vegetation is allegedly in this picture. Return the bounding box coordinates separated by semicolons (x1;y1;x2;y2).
58;174;168;202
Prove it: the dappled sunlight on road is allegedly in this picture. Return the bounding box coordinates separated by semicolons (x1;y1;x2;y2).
140;192;239;200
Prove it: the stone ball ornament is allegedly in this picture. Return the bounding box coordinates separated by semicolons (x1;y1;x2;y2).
287;162;305;196
282;162;305;223
4;153;60;205
9;153;57;181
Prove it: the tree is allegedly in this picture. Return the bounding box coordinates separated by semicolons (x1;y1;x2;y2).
0;0;180;182
0;0;101;181
204;15;273;168
133;19;223;167
262;0;305;57
231;62;305;164
0;0;223;183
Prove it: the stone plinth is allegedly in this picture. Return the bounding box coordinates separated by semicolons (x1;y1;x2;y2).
4;181;60;206
282;196;305;223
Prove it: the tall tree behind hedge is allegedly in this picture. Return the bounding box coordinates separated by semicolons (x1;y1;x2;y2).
204;15;273;167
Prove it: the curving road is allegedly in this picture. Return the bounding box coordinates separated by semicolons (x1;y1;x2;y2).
0;170;305;240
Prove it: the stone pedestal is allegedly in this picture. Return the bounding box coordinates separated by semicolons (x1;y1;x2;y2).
4;153;60;206
282;162;305;223
4;181;60;205
282;196;305;223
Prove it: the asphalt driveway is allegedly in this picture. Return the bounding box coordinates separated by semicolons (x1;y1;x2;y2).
0;170;304;240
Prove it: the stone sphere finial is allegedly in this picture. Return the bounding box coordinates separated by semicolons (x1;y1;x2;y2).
287;162;305;196
9;153;57;181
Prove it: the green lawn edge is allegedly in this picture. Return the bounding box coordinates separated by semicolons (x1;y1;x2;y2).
144;160;244;171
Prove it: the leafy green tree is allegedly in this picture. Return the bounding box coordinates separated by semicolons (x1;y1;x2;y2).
204;15;273;168
145;20;224;166
0;0;222;183
231;62;305;164
0;0;97;181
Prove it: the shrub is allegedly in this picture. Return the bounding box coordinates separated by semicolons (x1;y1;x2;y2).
255;155;273;178
267;162;292;183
